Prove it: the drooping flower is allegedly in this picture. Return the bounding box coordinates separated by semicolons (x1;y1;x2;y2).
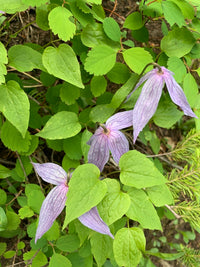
127;66;197;143
87;110;133;171
32;162;113;243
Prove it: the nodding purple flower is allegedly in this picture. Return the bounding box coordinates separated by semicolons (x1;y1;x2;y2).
127;66;197;143
87;110;133;171
32;163;113;243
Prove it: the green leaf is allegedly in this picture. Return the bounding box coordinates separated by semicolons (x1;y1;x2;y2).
6;211;20;231
170;0;195;19
63;164;107;227
0;0;29;14
36;4;49;31
27;190;45;214
107;62;131;84
124;12;144;30
1;121;31;153
0;81;30;137
146;251;184;261
60;82;80;105
90;104;115;123
56;234;80;252
32;251;48;267
85;0;102;3
0;42;8;84
126;188;162;230
103;17;121;42
123;47;153;74
90;233;113;267
0;164;11;179
113;228;143;267
161;27;195;58
167;57;187;83
90;76;107;97
81;129;92;161
0;242;7;256
49;253;72;267
62;155;80;172
119;150;167;188
8;45;45;72
44;220;60;241
131;26;149;43
36;111;81;140
21;0;47;7
110;74;138;108
146;184;174;207
70;2;94;27
3;250;16;259
0;208;7;231
98;179;130;225
63;135;82;160
42;44;84;88
183;73;199;108
0;189;7;205
153;94;183;128
162;0;185;27
81;23;120;49
18;206;34;219
48;7;76;42
84;45;117;75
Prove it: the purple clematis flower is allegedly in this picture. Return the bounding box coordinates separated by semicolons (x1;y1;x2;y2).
128;66;197;142
87;110;133;171
33;162;114;243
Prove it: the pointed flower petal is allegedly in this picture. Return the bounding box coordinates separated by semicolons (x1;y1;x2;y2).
78;207;114;239
106;110;133;130
87;131;110;172
35;184;68;243
132;75;164;142
163;68;197;118
126;69;157;101
32;163;67;185
108;130;129;164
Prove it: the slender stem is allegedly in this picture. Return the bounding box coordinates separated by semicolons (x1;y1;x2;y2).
16;152;29;182
0;13;18;32
43;38;61;48
98;123;109;134
29;156;44;193
165;204;181;219
9;68;42;84
11;19;36;37
109;0;118;17
6;190;23;207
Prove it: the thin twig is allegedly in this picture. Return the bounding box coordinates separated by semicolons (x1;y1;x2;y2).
29;156;44;193
24;84;44;88
16;152;29;182
8;67;42;84
6;189;23;207
110;0;118;17
0;158;15;166
165;204;181;219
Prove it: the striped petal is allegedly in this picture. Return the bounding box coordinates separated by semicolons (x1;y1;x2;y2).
78;207;114;239
32;163;67;185
108;130;129;164
87;132;110;172
106;110;133;130
35;184;68;243
132;75;164;142
126;69;157;101
164;69;197;118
